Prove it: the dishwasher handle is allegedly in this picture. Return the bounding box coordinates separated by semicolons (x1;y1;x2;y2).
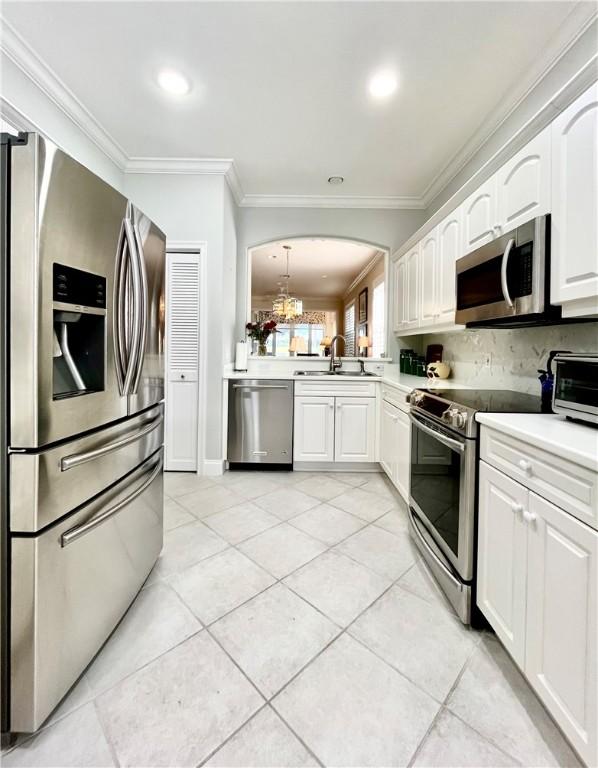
231;383;290;389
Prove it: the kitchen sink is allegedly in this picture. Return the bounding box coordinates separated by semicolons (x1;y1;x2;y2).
294;370;379;377
294;370;335;376
333;370;379;377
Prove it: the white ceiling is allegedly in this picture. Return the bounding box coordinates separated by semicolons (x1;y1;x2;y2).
1;1;592;202
251;239;379;299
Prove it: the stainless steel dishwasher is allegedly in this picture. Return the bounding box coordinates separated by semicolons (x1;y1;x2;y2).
227;379;294;467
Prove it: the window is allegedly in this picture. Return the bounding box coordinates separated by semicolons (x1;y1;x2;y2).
344;302;355;356
372;277;385;357
267;323;326;356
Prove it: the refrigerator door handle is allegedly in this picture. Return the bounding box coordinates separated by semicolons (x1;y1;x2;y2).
122;218;143;395
130;222;148;395
113;220;128;394
60;412;163;471
61;453;163;547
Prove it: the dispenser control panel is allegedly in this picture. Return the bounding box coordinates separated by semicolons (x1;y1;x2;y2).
53;263;106;308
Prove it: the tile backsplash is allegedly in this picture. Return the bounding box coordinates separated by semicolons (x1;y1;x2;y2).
422;323;598;395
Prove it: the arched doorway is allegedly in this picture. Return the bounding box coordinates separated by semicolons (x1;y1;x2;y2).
246;236;390;359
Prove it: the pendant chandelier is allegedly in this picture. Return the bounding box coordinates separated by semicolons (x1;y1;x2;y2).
272;245;303;320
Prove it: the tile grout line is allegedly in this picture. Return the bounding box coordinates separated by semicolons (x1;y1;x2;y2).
8;472;411;765
92;699;122;768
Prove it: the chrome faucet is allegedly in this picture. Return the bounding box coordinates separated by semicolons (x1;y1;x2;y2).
329;334;346;372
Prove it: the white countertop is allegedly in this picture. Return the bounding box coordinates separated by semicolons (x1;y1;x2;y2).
476;412;598;472
224;369;471;393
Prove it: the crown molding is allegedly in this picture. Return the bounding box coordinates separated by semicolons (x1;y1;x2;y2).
344;251;385;298
238;194;425;210
419;4;598;208
0;16;128;169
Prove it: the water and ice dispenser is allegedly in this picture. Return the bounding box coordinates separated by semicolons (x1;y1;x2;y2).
52;263;106;399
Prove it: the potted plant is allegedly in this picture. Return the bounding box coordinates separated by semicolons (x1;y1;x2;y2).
246;320;278;356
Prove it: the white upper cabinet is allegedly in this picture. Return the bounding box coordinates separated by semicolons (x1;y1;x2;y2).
436;208;462;324
462;175;498;254
405;246;420;329
419;228;437;326
551;82;598;317
392;256;408;332
497;126;551;232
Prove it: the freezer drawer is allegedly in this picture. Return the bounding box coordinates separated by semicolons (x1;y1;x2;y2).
10;404;163;533
227;379;293;464
10;449;163;733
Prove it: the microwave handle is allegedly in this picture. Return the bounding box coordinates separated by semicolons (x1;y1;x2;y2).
500;237;516;308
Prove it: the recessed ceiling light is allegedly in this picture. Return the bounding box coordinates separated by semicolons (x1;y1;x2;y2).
368;70;398;100
321;274;328;278
328;176;344;185
157;69;191;96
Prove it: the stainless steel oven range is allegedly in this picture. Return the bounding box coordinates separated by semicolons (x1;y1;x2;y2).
407;388;544;624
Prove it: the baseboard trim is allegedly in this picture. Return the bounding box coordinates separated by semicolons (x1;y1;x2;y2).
201;459;225;477
293;462;382;472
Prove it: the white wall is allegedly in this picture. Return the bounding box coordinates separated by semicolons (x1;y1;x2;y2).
222;183;238;365
0;52;124;190
124;172;236;465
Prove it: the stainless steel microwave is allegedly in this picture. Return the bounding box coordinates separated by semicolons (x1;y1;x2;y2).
455;215;561;327
553;354;598;425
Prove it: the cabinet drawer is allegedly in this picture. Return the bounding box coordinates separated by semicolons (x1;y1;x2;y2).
381;384;410;412
294;380;377;398
481;427;597;530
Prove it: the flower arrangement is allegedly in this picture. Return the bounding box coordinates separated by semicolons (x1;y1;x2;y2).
246;320;278;355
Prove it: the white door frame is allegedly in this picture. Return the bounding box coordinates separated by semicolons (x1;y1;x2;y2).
166;240;208;475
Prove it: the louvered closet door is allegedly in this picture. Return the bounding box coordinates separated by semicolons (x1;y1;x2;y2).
165;253;200;471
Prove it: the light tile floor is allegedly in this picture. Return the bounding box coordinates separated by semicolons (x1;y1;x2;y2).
3;470;581;767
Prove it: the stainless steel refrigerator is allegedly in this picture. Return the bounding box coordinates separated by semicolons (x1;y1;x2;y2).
0;133;166;738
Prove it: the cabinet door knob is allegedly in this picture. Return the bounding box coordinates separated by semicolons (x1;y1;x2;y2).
180;374;185;380
518;459;532;473
511;502;523;514
523;509;537;524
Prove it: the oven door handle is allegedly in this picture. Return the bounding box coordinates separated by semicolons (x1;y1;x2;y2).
409;414;465;453
408;507;464;589
500;237;516;308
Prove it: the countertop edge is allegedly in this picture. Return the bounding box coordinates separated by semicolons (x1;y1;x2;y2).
476;412;598;472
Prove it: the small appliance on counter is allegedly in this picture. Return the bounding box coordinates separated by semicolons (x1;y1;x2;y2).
537;349;570;412
552;353;598;426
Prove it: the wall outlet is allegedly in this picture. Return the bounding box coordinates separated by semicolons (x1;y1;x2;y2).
483;352;492;369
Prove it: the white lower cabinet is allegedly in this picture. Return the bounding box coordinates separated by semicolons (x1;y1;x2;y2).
478;457;597;765
525;493;597;764
293;396;335;462
477;462;529;666
379;397;410;502
335;398;376;462
294;394;375;463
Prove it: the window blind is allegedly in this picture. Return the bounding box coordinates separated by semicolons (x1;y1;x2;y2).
344;302;355;356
